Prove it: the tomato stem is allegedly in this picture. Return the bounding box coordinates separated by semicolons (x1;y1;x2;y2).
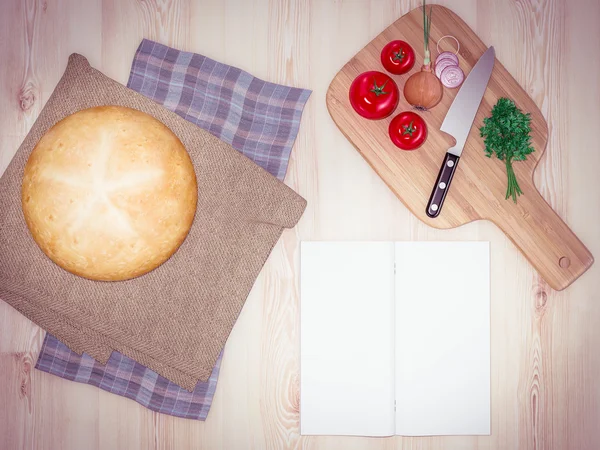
402;120;416;136
370;78;389;97
393;50;405;62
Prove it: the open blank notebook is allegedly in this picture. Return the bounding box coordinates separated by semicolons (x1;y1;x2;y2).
300;241;490;437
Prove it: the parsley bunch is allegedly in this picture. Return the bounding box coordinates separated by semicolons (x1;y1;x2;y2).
479;98;534;203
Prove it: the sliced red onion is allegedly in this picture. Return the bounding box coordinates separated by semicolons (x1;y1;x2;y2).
435;59;458;79
436;51;459;65
436;56;458;68
440;65;465;88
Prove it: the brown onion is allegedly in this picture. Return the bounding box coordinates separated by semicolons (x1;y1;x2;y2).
403;64;443;110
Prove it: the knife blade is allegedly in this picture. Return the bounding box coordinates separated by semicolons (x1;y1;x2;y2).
426;46;496;218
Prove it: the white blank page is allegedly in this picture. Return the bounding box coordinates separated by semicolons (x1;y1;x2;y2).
395;242;490;436
300;241;395;436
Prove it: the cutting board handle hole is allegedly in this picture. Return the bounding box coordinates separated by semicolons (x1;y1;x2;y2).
559;257;571;269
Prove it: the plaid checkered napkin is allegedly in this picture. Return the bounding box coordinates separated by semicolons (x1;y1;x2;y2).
35;38;311;420
36;335;222;420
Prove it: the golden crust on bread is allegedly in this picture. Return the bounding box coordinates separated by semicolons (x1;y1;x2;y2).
21;106;198;281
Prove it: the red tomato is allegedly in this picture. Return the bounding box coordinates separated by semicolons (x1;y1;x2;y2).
349;71;399;120
389;111;428;150
380;40;415;75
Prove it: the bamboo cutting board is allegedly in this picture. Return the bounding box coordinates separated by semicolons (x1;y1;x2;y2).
326;5;593;291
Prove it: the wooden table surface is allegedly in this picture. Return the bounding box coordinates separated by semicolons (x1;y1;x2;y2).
1;0;599;449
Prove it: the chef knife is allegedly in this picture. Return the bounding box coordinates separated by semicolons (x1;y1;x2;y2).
426;46;496;218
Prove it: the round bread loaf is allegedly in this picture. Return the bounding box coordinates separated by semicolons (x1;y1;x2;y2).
21;106;198;281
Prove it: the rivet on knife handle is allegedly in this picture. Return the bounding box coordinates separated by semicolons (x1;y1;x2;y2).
426;153;460;218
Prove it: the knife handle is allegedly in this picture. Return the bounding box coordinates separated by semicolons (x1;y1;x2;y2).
426;153;460;218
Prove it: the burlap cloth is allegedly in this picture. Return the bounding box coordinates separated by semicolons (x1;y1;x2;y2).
0;54;306;390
